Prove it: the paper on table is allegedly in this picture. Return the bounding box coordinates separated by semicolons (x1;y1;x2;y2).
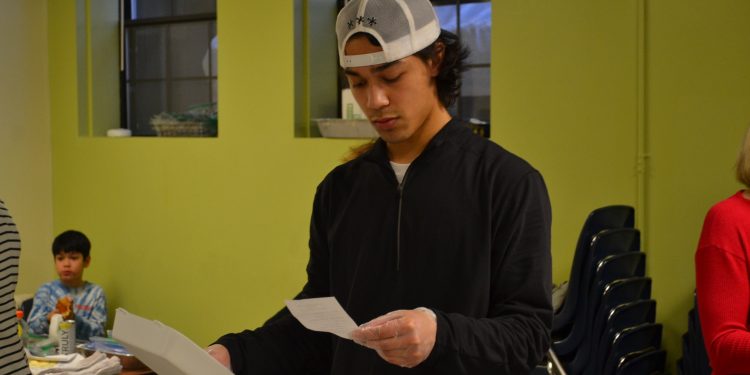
285;297;358;339
112;308;232;375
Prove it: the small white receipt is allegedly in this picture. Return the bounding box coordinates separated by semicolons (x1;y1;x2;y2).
285;297;358;339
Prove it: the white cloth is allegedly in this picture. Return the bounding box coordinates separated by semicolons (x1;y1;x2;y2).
31;351;121;375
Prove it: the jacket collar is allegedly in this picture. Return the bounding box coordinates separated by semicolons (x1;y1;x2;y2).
363;118;467;164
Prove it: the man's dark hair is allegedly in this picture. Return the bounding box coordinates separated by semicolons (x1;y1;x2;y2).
414;29;469;108
52;230;91;259
348;30;469;108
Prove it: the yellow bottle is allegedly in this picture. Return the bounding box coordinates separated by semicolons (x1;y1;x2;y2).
15;310;23;337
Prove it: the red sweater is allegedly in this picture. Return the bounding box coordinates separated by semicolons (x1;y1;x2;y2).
696;190;750;374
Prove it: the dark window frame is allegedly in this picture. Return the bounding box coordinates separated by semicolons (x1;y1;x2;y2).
121;0;217;136
431;0;491;127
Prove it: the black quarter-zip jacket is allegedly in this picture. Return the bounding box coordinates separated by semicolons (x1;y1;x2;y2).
217;119;552;374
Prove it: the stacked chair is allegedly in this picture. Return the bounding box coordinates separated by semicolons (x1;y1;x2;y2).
676;294;712;374
550;206;666;375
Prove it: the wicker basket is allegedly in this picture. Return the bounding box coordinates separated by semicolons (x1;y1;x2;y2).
151;119;214;137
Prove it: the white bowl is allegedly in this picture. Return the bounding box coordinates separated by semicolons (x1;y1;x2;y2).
314;118;378;139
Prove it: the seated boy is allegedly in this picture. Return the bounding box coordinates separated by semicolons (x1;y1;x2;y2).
28;230;107;341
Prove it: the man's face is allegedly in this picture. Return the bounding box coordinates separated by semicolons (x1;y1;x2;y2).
343;35;440;146
54;251;89;286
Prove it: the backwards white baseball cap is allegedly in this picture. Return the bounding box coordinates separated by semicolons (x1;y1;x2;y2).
336;0;441;68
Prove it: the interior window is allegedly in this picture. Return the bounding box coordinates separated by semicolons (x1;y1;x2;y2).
122;0;218;137
433;0;491;137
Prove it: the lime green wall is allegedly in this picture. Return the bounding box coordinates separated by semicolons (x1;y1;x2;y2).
492;0;641;286
45;0;750;370
646;0;750;368
0;0;54;298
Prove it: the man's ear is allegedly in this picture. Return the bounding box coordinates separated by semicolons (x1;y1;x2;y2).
84;256;91;268
430;41;446;77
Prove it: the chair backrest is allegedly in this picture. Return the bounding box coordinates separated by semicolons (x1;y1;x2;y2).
21;298;32;321
560;253;647;371
615;348;666;375
583;228;642;333
602;277;652;309
679;333;690;375
608;300;656;329
553;205;635;334
590;299;656;374
604;323;663;375
595;252;646;289
592;228;641;264
588;277;653;371
687;293;712;375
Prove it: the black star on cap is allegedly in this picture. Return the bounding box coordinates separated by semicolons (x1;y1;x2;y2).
357;16;366;24
367;17;377;26
348;19;355;29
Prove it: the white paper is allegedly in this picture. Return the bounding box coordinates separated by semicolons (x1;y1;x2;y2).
112;308;232;375
285;297;358;339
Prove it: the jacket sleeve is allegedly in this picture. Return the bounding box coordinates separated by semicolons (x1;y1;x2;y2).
214;184;333;375
424;170;553;374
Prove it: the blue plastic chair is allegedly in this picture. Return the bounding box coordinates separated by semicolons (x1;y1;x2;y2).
558;252;646;372
555;252;646;356
603;323;663;375
616;348;666;375
553;228;640;354
589;299;656;375
592;277;653;349
553;206;635;335
677;293;711;375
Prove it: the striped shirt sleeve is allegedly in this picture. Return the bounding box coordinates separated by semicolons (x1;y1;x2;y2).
0;200;31;375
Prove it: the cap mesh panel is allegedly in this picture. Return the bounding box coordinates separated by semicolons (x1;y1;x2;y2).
405;0;434;30
362;0;410;43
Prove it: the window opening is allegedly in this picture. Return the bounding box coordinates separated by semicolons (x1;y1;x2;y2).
122;0;217;137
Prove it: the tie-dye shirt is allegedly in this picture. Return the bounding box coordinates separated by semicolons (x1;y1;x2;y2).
28;280;107;340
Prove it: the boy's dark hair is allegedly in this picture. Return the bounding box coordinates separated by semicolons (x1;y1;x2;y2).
52;230;91;259
414;29;469;108
353;30;469;108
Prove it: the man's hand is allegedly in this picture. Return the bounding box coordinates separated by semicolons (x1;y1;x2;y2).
206;344;232;370
350;308;437;368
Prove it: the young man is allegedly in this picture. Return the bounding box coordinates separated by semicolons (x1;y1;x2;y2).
209;0;552;373
27;230;107;341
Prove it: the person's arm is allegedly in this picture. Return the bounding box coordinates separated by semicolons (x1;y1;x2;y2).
429;170;552;372
75;286;107;339
211;184;333;374
696;244;750;373
351;171;552;373
27;286;55;335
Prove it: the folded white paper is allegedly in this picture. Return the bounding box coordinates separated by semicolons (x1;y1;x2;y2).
112;308;232;375
284;297;358;339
